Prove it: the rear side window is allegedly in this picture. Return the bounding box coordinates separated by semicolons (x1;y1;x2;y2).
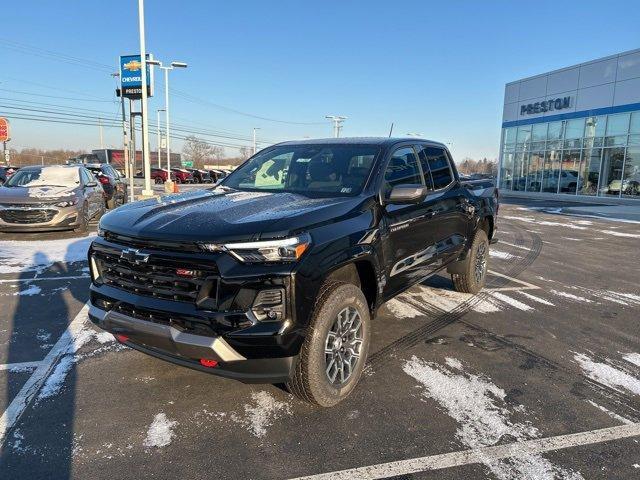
383;146;422;196
420;146;453;189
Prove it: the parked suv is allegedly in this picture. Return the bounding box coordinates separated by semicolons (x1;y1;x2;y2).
186;168;212;184
148;168;176;184
89;138;498;406
171;168;194;184
85;163;127;209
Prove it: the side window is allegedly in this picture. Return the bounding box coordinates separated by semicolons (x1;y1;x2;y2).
416;146;435;190
383;146;422;196
421;146;453;189
81;169;93;185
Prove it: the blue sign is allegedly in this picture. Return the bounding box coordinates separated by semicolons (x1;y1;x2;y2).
119;54;153;98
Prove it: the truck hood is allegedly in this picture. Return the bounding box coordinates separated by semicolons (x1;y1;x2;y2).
0;185;78;204
99;188;366;242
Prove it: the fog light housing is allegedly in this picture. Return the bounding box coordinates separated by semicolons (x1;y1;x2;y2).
251;288;285;322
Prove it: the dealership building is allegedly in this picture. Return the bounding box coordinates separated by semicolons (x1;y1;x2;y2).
499;48;640;200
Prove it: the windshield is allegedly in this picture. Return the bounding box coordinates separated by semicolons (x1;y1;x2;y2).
222;144;379;196
5;167;80;188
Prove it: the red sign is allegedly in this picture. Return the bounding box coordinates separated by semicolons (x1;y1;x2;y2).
0;117;9;142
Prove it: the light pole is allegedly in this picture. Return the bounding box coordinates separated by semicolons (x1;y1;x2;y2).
156;108;165;168
111;72;130;179
252;127;260;154
137;0;153;197
147;60;187;179
325;115;346;138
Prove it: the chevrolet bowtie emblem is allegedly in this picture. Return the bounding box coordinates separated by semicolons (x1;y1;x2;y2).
123;60;142;72
120;248;150;264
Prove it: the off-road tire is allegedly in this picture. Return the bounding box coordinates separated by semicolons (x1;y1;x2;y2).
451;229;489;294
286;281;371;407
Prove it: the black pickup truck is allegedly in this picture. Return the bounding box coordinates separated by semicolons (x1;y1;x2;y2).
88;138;498;406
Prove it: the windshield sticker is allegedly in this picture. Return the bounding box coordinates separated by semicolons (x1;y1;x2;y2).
340;187;352;193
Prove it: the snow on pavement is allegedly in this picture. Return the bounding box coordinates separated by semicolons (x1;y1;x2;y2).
402;356;584;479
574;353;640;396
0;235;95;274
143;413;178;448
231;391;292;438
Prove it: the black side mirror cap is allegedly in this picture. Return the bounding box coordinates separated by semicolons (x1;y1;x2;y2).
385;184;430;205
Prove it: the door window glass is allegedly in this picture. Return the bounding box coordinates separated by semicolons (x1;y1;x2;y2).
416;146;435;190
421;147;453;190
383;147;422;196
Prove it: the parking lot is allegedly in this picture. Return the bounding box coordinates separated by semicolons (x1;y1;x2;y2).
0;197;638;479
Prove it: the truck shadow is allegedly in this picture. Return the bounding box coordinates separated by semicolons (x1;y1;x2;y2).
1;240;88;479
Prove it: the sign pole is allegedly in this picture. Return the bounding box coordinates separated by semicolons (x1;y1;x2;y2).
138;0;153;197
129;100;136;203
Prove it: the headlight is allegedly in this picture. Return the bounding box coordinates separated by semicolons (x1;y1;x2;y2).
200;234;311;263
55;198;78;208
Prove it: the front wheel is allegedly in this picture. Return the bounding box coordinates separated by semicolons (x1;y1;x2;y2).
286;281;370;407
451;229;489;294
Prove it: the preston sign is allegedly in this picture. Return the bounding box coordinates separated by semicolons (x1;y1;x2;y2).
520;97;571;116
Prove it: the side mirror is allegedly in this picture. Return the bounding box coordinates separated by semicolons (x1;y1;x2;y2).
85;181;98;188
385;184;429;205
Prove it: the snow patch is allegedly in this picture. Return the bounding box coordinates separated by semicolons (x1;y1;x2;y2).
574;353;640;395
623;353;640;368
500;215;588;231
231;391;292;438
601;229;640;239
0;235;95;274
143;413;178;448
586;400;633;425
549;290;593;303
385;298;423;319
490;292;534;312
13;284;42;296
411;286;500;314
402;356;583;479
490;250;516;260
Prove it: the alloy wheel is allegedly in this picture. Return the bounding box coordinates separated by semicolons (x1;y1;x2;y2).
324;306;363;385
475;241;487;284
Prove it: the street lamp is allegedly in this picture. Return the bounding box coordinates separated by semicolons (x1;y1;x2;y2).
252;127;261;154
156;108;165;168
147;59;187;178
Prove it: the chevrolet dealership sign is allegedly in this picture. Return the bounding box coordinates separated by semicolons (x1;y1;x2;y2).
119;54;154;99
520;96;571;116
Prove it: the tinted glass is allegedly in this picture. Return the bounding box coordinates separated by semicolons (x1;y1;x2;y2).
422;147;453;189
222;144;379;196
416;146;435;190
383;147;422;195
606;114;630;136
622;147;640;197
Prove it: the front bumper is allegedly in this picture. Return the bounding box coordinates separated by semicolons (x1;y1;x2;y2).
89;302;295;383
0;204;81;231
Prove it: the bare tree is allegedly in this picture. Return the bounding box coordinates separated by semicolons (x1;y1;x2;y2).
182;136;215;169
238;146;252;161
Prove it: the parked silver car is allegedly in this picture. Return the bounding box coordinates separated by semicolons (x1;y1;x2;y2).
0;165;105;232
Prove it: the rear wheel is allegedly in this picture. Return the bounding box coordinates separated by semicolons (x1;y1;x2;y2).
155;177;163;184
286;281;370;407
451;229;489;294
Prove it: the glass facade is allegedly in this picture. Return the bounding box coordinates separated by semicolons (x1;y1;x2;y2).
500;111;640;198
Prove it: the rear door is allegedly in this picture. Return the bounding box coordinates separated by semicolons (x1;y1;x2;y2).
417;145;469;265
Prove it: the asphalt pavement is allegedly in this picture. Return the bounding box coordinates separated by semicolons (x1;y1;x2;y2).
0;199;639;479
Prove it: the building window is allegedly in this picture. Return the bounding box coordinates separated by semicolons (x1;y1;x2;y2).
622;147;640;197
578;147;601;196
600;147;625;196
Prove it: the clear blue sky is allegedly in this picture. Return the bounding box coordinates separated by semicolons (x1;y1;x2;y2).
2;0;639;161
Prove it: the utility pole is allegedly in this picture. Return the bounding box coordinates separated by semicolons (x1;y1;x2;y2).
156;109;165;168
138;0;153;197
252;127;260;154
325;115;346;138
130;102;138;203
98;118;104;148
112;72;130;180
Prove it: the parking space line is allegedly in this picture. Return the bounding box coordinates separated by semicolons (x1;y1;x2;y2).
291;423;640;480
484;269;540;291
0;361;41;371
497;240;533;251
0;302;89;446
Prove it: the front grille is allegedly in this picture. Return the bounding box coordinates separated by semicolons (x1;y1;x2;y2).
94;248;218;303
115;303;219;337
102;230;202;252
0;208;58;224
